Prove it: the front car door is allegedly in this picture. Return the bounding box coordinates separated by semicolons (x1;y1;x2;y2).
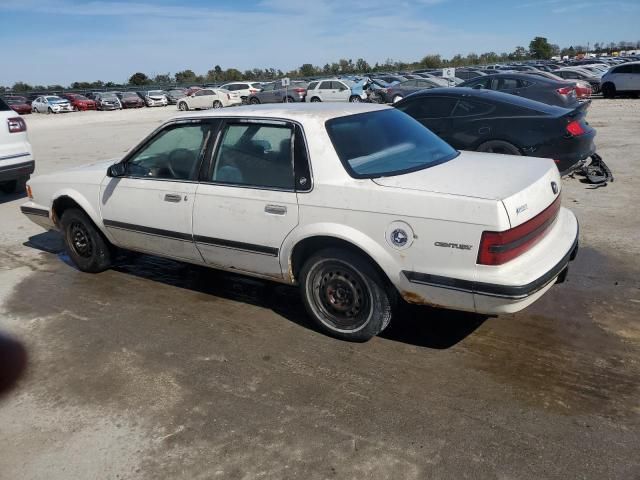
332;81;351;102
395;96;458;139
100;119;217;262
193;119;310;279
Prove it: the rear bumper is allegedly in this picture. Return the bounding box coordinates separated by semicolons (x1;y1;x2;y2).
0;159;35;182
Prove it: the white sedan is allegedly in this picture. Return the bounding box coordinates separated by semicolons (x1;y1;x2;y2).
21;104;578;341
31;95;74;114
177;88;241;111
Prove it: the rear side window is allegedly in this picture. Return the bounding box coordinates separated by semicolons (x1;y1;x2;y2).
613;65;632;74
452;99;494;117
0;98;10;111
326;109;458;178
212;123;295;190
319;81;332;89
496;78;519;90
396;97;458;119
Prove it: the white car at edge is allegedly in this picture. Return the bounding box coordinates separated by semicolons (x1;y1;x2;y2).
20;103;579;341
1;98;34;193
177;88;242;110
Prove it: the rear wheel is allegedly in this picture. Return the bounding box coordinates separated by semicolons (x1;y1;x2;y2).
283;96;295;103
249;97;261;105
602;82;616;99
299;248;393;342
310;97;321;103
213;100;223;109
477;140;521;156
349;95;362;103
60;208;112;273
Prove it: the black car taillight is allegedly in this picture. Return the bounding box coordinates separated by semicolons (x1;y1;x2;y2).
478;196;561;265
7;117;26;133
566;120;587;136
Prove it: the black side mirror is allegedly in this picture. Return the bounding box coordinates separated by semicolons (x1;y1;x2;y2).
107;162;126;177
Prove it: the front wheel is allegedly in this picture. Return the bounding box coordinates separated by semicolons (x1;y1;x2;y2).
47;107;53;115
476;140;521;156
299;248;393;342
349;95;362;103
602;83;616;99
212;100;223;109
61;208;112;273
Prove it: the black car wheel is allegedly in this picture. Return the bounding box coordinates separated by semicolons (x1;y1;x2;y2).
300;248;393;342
61;209;112;273
477;140;521;156
602;83;616;99
310;97;321;103
178;102;189;111
282;96;295;103
213;100;223;109
249;97;261;105
349;95;362;103
47;107;53;115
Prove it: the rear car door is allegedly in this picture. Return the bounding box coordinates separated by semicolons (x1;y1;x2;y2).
449;98;496;148
318;81;333;101
333;81;351;102
193;119;309;278
396;96;458;138
100;120;217;262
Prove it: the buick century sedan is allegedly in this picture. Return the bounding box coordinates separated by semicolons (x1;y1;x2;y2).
21;104;578;341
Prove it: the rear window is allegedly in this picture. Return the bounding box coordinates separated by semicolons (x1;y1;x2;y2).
0;98;10;111
325;109;458;179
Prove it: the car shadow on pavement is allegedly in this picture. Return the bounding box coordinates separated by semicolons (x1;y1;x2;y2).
0;190;26;205
24;231;486;349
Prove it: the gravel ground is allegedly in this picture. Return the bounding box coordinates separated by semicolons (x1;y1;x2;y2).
0;100;638;479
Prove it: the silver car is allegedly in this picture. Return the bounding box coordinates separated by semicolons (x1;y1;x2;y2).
31;95;73;114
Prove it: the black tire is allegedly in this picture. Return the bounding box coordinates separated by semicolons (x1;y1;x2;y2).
60;209;112;273
602;82;616;99
249;97;261;105
178;101;189;111
476;140;521;156
47;107;53;115
299;248;393;342
283;96;295;103
213;100;223;109
349;95;362;103
310;97;321;103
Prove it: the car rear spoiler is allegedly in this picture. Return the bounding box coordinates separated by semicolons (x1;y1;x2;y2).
565;100;591;118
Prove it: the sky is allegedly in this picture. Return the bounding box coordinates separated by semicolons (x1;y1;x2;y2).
1;0;639;86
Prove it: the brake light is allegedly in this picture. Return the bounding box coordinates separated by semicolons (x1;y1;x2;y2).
477;196;561;266
7;117;26;133
566;120;586;136
556;86;574;95
293;88;306;93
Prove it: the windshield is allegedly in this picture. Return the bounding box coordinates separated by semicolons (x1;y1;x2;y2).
101;94;118;100
73;95;88;100
326;109;458;178
148;90;164;96
46;96;64;102
122;92;138;98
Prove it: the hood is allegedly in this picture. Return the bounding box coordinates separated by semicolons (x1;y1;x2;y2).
373;150;561;227
32;159;118;187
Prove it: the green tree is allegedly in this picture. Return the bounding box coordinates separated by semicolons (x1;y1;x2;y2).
153;73;173;84
128;72;150;85
419;55;442;68
512;46;528;59
224;68;243;81
175;69;198;84
529;36;553;59
299;63;318;77
11;82;33;92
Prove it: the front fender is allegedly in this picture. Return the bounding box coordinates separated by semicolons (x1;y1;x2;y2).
280;223;401;286
51;186;103;230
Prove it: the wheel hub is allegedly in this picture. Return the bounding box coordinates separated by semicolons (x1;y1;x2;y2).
70;222;93;258
320;272;362;317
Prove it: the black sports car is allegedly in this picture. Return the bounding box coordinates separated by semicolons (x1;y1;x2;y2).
395;88;596;175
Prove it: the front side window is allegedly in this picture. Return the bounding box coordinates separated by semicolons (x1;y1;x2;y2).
452;99;495;117
319;81;332;89
326;109;458;179
212;123;294;189
125;124;210;180
261;83;275;91
308;81;319;90
195;90;212;96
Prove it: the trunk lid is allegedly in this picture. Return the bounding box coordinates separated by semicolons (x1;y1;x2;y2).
373;150;561;227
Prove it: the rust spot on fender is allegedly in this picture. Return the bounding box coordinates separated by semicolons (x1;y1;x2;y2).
401;291;441;308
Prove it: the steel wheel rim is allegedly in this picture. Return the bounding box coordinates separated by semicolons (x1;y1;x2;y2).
69;222;93;258
308;260;372;332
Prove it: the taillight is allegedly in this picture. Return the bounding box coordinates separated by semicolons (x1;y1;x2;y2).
478;196;561;266
7;117;26;133
249;89;258;93
566;120;586;136
293;88;306;93
556;86;574;95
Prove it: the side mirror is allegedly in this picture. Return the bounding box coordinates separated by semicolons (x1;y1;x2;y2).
107;162;126;177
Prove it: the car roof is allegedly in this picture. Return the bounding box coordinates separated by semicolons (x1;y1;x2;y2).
174;103;390;122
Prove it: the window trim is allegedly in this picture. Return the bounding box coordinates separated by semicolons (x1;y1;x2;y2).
200;117;314;193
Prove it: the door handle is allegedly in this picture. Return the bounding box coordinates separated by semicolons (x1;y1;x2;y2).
265;204;287;215
164;194;182;203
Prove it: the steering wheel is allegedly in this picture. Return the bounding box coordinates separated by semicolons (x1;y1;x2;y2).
166;148;195;179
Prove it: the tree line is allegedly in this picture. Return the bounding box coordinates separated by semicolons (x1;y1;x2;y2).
3;37;639;92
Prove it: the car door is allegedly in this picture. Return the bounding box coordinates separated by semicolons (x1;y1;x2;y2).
317;81;333;101
396;96;458;139
100;120;217;262
192;119;309;278
449;98;496;149
332;81;351;102
192;89;209;109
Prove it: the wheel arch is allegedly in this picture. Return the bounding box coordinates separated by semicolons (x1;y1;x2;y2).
283;228;400;290
51;189;103;233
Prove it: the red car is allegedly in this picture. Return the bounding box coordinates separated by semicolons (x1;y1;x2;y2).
60;93;97;111
3;96;31;115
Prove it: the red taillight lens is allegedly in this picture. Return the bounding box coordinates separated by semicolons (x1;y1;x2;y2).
556;86;574;95
566;120;586;136
293;88;306;93
478;196;561;266
7;117;26;133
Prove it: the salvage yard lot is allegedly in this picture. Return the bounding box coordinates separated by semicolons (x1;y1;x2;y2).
1;101;639;479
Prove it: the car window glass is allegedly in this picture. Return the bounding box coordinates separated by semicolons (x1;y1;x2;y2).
497;78;519;90
518;79;533;88
308;81;318;90
452;99;494;117
469;77;491;89
262;83;275;91
614;65;632;74
212;124;294;189
632;64;640;74
319;81;332;89
126;125;209;181
396;97;458;119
